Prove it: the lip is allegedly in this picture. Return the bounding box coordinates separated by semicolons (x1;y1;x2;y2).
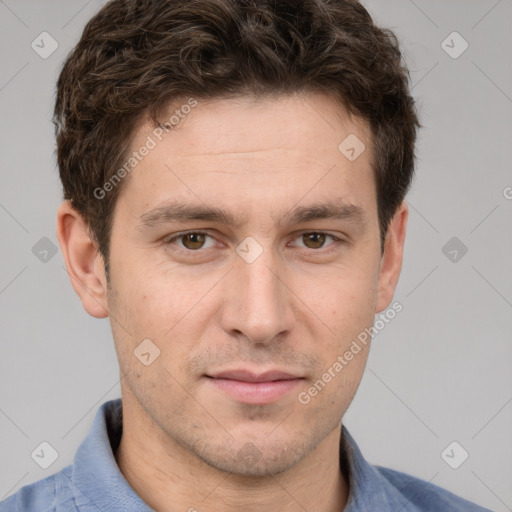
208;369;301;382
205;369;304;405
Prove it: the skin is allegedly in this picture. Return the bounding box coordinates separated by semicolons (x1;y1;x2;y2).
57;92;408;512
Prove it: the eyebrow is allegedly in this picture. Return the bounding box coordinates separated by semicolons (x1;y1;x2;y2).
136;199;368;231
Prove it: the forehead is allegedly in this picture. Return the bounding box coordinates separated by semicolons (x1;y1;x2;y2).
139;93;370;159
117;92;376;226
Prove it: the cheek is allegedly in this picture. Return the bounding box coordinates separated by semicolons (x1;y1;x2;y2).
107;258;220;368
293;266;377;400
301;266;378;340
108;255;179;333
107;270;200;405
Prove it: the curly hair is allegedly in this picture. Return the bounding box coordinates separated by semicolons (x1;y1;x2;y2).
53;0;420;265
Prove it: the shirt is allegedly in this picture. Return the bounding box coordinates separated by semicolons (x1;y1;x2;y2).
0;398;491;511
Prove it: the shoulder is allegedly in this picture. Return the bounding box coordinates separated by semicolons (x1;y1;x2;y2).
0;466;77;512
375;465;492;512
340;426;492;512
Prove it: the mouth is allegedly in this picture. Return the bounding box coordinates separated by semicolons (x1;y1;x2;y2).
205;369;304;405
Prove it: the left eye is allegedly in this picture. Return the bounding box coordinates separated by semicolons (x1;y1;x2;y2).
293;232;340;250
167;231;341;251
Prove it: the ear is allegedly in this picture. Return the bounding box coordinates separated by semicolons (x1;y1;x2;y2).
375;200;408;313
56;201;109;318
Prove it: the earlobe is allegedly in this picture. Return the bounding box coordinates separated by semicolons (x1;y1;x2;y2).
375;201;408;313
56;201;109;319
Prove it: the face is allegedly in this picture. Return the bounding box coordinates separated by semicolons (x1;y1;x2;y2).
99;93;398;476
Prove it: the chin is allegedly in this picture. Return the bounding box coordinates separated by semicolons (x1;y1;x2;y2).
194;436;313;477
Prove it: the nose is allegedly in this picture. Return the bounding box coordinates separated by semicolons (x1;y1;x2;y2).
220;244;295;345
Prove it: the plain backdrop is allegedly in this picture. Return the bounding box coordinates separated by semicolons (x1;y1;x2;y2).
1;1;511;510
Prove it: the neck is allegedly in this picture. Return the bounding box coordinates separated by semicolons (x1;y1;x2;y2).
115;395;349;512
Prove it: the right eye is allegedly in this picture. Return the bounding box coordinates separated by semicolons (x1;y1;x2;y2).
165;231;217;251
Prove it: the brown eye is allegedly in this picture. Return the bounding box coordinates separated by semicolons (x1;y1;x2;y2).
180;232;206;250
302;232;327;249
293;232;341;250
165;231;218;255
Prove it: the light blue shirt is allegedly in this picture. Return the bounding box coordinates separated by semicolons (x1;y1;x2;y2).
0;399;491;511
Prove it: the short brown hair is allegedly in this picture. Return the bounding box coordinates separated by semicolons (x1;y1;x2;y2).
54;0;420;266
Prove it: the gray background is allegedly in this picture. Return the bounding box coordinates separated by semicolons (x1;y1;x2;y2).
1;0;511;510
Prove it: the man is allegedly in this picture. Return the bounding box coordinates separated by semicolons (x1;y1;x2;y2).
0;0;491;510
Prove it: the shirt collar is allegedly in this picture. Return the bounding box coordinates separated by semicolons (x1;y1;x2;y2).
71;399;153;511
340;425;422;511
69;398;418;511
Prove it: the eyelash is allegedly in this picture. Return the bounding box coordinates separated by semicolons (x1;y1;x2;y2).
164;231;345;253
